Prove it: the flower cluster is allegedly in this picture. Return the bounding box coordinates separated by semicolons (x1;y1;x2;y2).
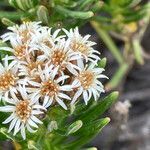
0;22;107;139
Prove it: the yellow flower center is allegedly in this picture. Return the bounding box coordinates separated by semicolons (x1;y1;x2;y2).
20;29;31;43
51;50;67;67
14;45;27;59
27;61;42;72
0;72;15;91
16;100;31;123
70;41;88;55
41;80;59;97
78;71;94;90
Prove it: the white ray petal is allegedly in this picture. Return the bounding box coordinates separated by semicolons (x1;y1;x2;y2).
3;113;15;124
21;124;26;140
58;93;71;100
13;119;21;135
59;85;72;91
0;106;15;112
56;75;69;83
56;97;67;110
27;124;37;133
8;117;18;132
83;90;90;102
28;118;38;128
32;110;44;115
31;116;43;124
71;87;83;105
33;105;46;110
43;96;50;107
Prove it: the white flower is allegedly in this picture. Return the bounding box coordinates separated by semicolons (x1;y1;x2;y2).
0;55;25;100
0;85;46;140
0;22;43;61
63;27;100;63
36;38;82;75
0;22;109;140
71;63;108;105
27;64;72;110
1;21;41;44
0;38;31;61
18;58;43;78
30;27;64;49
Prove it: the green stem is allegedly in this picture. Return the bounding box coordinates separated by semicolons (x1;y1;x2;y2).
132;38;144;65
106;63;129;90
91;21;124;65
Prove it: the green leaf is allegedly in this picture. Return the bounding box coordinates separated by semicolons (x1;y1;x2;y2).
66;120;83;135
63;117;110;149
47;106;69;127
74;118;110;136
73;99;95;116
37;5;49;25
9;0;39;11
98;57;107;68
27;140;39;150
78;0;99;10
110;0;133;7
0;101;9;129
1;18;15;26
0;130;8;141
0;11;25;20
0;41;12;61
77;92;119;122
0;128;14;141
0;40;8;47
63;1;78;8
55;5;94;19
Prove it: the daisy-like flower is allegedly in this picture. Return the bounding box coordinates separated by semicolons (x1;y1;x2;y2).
0;38;31;61
31;27;64;49
18;57;43;78
63;27;100;63
0;85;46;140
36;38;82;75
71;63;108;105
0;55;24;100
1;21;41;44
0;22;42;61
0;22;108;140
27;64;72;110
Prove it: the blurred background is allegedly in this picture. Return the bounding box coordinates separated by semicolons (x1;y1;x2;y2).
0;0;150;149
81;23;150;150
